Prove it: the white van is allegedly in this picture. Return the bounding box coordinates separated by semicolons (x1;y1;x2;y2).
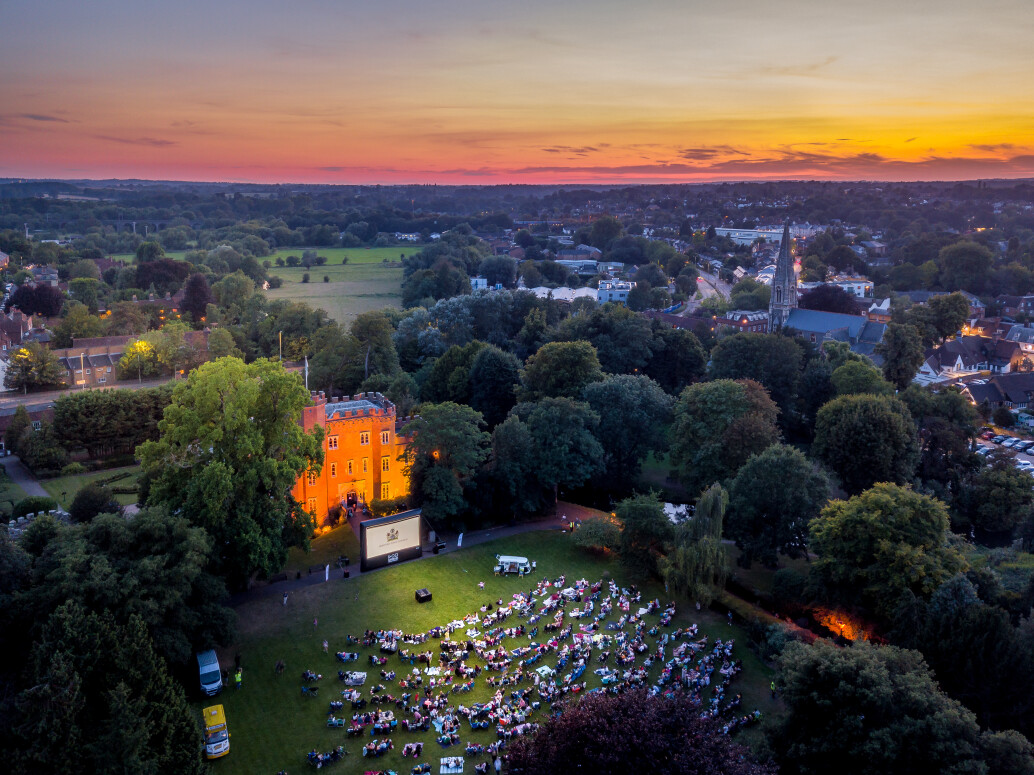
494;554;534;575
197;650;223;696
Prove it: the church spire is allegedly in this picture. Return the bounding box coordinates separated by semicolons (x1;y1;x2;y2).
768;222;797;331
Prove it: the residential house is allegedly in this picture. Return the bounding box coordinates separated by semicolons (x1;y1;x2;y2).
0;309;34;350
710;310;769;334
0;251;10;268
962;373;1034;411
597;280;636;305
997;295;1034;317
867;299;892;324
913;335;1022;385
52;329;212;387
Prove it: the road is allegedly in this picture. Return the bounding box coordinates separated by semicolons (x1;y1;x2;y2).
0;454;48;498
683;267;731;314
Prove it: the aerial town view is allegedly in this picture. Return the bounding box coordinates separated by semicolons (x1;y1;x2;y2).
2;1;1034;774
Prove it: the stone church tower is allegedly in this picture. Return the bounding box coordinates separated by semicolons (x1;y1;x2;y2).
768;222;796;331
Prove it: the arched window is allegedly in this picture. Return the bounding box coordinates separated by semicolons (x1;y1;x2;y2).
776;286;782;304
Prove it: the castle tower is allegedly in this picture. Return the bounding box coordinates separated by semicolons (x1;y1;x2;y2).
768;222;796;331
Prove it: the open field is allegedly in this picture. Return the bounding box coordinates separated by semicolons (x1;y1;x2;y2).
41;464;142;508
265;263;404;326
108;246;424;266
208;531;779;775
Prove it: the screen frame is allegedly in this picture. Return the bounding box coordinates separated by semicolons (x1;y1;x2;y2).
359;508;424;571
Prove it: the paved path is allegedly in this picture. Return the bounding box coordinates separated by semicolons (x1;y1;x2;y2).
0;455;48;498
229;502;604;608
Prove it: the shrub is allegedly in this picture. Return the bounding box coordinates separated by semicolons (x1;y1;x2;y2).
323;275;330;283
315;256;327;266
267;276;283;289
275;257;285;267
342;257;349;265
61;462;87;476
13;496;58;519
69;483;120;523
772;567;809;610
368;496;409;518
993;406;1015;427
285;255;300;267
302;273;310;283
573;517;621;552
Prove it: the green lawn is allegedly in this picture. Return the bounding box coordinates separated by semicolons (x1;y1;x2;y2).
0;468;29;516
264;262;404;326
210;531;779;775
108;246;424;266
41;465;142;508
284;524;363;576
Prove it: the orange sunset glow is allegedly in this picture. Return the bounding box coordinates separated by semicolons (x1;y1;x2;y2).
2;0;1033;183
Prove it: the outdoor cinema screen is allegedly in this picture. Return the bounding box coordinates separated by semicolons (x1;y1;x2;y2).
360;509;423;571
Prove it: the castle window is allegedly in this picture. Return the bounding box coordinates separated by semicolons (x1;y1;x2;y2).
347;460;354;475
381;455;390;472
381;430;390;444
381;483;390;499
328;435;338;450
330;462;337;477
359;432;370;445
363;458;368;473
306;497;317;513
307;471;317;486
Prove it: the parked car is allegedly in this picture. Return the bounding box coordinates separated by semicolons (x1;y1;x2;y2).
1002;438;1021;448
993;435;1008;443
982;431;996;440
975;446;992;456
1016;441;1034;452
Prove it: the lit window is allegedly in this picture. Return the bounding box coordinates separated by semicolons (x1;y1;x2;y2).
308;471;317;486
328;435;338;450
381;483;390;500
363;458;368;473
330;462;337;477
381;430;389;444
359;432;369;445
381;456;390;472
347;460;354;475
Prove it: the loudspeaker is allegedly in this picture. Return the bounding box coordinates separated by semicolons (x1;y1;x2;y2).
415;588;432;603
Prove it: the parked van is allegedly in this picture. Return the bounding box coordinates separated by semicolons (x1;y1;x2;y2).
197;650;223;696
494;554;534;575
202;705;230;759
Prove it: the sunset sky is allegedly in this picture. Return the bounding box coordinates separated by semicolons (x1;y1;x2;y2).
2;0;1033;184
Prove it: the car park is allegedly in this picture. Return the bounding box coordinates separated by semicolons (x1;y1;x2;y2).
993;435;1008;443
1016;441;1034;452
1002;438;1021;448
975;446;992;456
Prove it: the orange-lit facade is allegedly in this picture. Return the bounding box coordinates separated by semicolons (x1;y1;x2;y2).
292;391;411;522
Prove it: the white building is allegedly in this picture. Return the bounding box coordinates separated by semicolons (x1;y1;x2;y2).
597;280;636;305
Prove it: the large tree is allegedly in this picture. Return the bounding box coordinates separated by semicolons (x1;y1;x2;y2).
181;272;213;322
520;340;604;400
644;324;707;395
876;322;925;391
798;284;859;315
669;379;780;493
583;374;672;487
660;483;729;604
468;345;520;428
771;639;1026;775
138;357;323;586
11;603;205;775
708;332;803;411
508;690;773;775
959;449;1034;533
727;444;830;568
402;401;490;527
556;303;656;374
809;483;966;622
4;342;65;392
616;492;674;580
522;397;604;500
812;394;919;494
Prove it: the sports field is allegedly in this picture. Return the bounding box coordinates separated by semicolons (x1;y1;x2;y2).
208;531;779;775
108;246;423;266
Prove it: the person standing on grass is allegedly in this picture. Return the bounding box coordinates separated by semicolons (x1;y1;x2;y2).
323;640;329;654
234;668;242;690
314;616;318;630
283;591;289;606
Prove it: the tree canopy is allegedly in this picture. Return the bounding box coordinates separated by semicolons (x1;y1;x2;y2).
138;357;323;587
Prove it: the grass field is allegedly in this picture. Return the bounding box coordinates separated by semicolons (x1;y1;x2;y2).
265;263;404;326
40;464;142;508
0;468;29;514
108;246;424;266
108;247;414;326
209;531;779;775
285;524;363;576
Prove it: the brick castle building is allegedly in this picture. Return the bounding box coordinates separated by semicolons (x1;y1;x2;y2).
291;391;411;522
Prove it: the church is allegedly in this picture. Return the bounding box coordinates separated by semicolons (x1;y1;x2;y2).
768;222;797;332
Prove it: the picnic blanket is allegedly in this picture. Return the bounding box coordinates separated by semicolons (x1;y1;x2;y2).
440;756;464;773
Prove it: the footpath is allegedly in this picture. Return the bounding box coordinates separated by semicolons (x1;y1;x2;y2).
229;502;604;607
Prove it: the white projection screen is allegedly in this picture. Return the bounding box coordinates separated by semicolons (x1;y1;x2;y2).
360;509;424;571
